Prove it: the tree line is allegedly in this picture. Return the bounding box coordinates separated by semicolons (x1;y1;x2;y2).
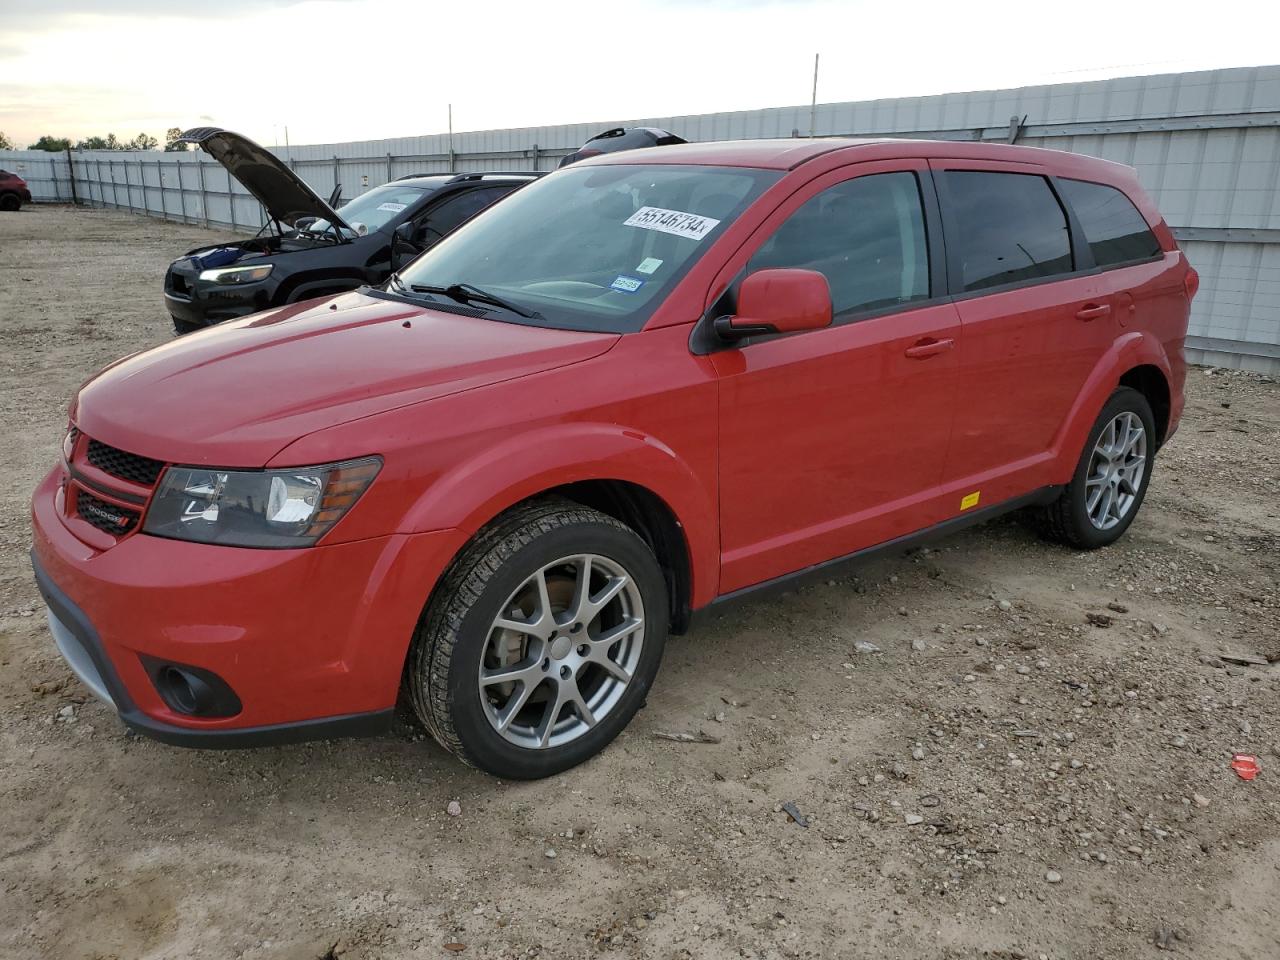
0;129;191;152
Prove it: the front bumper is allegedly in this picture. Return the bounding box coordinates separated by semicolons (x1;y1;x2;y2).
164;268;278;328
31;467;460;748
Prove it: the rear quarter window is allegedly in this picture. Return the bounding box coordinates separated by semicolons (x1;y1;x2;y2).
940;171;1074;292
1057;178;1162;268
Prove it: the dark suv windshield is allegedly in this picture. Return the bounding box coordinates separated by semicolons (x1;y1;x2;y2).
306;183;430;236
396;164;779;333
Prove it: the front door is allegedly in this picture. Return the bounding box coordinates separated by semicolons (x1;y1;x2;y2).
713;162;963;594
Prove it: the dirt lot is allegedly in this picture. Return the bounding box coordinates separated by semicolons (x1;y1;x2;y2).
1;204;1278;960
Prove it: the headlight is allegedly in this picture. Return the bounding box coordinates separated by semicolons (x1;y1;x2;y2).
198;264;274;284
143;457;380;548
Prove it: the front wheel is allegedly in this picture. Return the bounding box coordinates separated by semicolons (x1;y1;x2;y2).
1035;386;1157;548
0;193;22;212
408;498;668;779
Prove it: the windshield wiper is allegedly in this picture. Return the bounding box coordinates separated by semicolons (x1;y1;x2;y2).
410;282;542;320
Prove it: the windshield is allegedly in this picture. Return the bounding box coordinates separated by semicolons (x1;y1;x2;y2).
396;164;779;333
305;183;430;236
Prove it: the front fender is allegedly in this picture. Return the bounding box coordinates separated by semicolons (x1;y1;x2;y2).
400;421;719;607
1050;331;1173;484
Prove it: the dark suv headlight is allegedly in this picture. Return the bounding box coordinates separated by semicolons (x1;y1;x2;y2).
198;264;274;285
143;457;381;548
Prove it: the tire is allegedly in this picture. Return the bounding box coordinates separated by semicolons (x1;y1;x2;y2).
171;316;204;336
1035;386;1156;549
408;497;668;779
0;193;21;212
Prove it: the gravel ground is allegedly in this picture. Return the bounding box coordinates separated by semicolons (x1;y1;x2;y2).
1;205;1279;960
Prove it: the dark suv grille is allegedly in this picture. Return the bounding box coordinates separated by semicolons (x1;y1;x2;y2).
76;489;140;536
87;439;165;487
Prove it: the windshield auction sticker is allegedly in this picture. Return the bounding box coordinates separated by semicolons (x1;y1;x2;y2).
377;202;408;213
624;207;720;241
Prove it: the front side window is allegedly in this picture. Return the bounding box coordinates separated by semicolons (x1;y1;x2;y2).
416;187;512;245
398;164;779;333
748;171;930;317
1057;178;1161;268
941;171;1073;292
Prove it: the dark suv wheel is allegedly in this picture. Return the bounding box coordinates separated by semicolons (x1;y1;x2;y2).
407;498;668;779
1036;386;1156;548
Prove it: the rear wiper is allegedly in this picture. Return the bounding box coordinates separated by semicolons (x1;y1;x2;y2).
410;282;542;320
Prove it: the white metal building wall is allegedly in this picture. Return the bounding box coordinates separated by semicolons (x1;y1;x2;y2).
3;65;1278;371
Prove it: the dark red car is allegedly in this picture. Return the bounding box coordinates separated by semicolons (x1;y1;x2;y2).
32;138;1196;779
0;169;32;210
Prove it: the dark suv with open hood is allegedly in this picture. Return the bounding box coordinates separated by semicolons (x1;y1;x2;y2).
164;128;539;334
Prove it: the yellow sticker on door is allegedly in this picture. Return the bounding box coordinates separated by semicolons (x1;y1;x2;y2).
960;491;981;511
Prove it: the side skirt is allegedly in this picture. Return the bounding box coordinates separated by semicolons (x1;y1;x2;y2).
689;486;1061;628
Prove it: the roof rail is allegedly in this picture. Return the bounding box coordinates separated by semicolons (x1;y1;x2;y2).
446;171;544;183
394;170;545;183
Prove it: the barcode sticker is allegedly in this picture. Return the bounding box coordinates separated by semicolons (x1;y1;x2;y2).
623;206;720;241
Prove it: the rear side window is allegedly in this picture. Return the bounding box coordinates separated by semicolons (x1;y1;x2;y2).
1057;178;1161;268
749;171;930;316
941;171;1073;292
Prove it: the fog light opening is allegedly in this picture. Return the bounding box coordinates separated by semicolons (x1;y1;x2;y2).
144;657;243;719
158;666;211;715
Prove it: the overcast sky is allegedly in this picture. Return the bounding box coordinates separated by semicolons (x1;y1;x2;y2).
2;0;1277;149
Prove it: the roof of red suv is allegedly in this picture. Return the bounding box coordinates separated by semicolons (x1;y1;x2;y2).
585;137;1137;183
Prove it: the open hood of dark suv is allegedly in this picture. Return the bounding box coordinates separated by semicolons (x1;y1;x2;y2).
176;127;351;230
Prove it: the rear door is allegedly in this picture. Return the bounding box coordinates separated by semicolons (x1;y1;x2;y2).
931;162;1112;507
712;160;963;593
1055;176;1177;340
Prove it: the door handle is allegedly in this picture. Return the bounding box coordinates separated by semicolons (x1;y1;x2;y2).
904;337;955;359
1075;303;1112;321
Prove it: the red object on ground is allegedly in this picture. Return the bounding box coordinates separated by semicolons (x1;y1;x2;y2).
1231;754;1260;780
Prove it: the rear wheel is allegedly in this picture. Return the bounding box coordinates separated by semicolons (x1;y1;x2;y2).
408;498;668;779
1035;386;1156;548
0;193;21;212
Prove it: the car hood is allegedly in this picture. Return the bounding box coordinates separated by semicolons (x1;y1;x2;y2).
73;291;619;467
175;126;349;229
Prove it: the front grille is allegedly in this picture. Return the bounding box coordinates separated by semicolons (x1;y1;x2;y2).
87;439;165;487
76;489;139;536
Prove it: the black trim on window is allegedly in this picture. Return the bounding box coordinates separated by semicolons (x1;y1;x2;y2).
1048;175;1095;273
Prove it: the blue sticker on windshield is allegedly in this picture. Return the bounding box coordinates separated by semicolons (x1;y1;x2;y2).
610;275;645;294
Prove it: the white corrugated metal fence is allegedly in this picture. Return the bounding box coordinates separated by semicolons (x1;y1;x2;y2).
3;64;1278;371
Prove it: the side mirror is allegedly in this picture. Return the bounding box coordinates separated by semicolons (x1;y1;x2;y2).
714;268;832;341
390;222;417;272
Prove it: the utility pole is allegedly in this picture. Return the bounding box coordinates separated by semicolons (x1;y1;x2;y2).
448;104;455;171
809;53;820;138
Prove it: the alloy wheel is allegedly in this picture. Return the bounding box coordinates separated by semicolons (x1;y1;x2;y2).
478;554;645;749
1085;411;1147;530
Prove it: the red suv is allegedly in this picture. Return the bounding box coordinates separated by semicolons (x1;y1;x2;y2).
31;139;1196;778
0;168;32;210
